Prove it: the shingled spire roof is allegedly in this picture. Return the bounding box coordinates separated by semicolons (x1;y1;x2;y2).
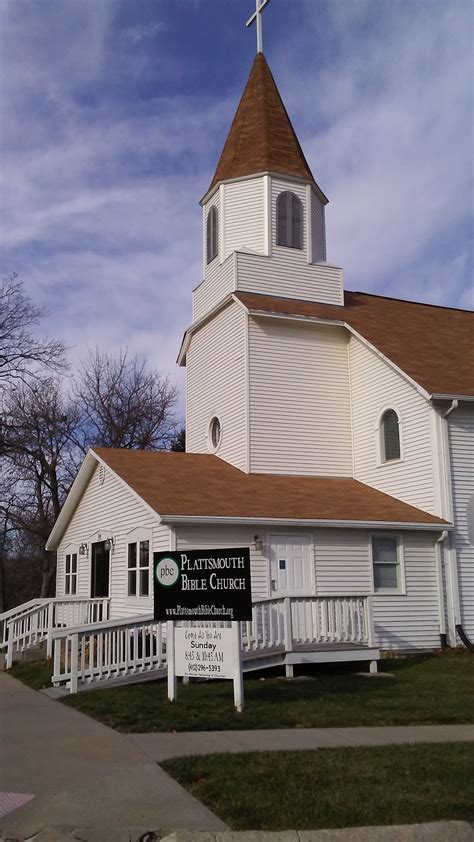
208;53;316;193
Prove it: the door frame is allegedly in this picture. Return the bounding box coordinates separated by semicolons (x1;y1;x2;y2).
266;533;316;598
90;540;111;598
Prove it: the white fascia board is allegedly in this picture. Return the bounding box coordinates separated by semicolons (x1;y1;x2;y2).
176;294;235;366
200;171;328;208
344;327;432;403
46;449;162;551
431;394;474;402
46;451;97;550
160;515;451;531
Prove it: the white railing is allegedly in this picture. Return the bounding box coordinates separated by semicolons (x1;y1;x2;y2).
52;614;165;693
5;597;110;668
0;598;49;650
242;595;374;653
51;595;375;694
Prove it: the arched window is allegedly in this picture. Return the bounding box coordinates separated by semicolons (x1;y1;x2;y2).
206;206;218;264
380;409;401;462
276;191;303;249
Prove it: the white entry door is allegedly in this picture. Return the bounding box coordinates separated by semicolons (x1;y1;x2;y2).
268;535;313;596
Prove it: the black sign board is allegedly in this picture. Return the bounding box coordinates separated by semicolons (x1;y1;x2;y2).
153;547;252;622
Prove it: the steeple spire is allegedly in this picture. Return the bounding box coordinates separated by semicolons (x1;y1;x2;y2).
208;53;315;194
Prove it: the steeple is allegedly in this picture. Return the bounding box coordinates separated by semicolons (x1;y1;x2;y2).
208;53;315;193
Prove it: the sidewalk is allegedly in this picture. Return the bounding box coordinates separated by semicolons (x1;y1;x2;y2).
128;723;474;762
0;673;226;841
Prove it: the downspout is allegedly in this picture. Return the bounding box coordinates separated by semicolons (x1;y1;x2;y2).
440;399;473;652
435;531;448;648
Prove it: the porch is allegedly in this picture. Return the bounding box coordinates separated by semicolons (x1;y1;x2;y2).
0;593;378;694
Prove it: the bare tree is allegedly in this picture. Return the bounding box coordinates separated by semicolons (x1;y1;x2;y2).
170;427;186;452
1;378;80;597
74;348;178;451
0;274;66;388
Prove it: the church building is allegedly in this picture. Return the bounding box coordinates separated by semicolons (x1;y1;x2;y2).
37;47;474;686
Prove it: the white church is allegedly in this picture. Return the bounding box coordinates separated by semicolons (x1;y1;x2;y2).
3;41;473;692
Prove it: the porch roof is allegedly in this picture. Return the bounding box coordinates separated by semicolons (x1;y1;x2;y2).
91;448;447;528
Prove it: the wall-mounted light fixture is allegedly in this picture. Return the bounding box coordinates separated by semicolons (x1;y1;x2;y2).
78;543;88;556
253;534;263;552
104;537;114;553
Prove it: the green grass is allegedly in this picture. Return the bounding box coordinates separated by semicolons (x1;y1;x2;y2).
9;659;53;690
55;650;474;732
162;743;474;830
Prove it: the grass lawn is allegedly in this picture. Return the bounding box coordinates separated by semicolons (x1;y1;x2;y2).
52;650;474;731
9;660;53;690
162;743;474;831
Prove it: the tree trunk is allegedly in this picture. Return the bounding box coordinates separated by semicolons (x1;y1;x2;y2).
40;551;56;598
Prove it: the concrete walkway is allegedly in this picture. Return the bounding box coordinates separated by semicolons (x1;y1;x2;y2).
128;723;474;762
0;674;226;841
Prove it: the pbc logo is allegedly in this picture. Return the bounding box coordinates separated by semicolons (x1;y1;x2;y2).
155;556;180;588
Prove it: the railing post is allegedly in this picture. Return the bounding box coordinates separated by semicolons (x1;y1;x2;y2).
232;621;244;712
53;636;61;686
6;622;14;669
70;633;79;694
283;596;294;679
46;601;54;658
366;595;375;648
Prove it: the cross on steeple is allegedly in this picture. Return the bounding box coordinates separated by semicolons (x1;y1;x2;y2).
246;0;270;54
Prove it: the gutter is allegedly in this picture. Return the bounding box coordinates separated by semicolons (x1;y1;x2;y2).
435;531;448;647
442;399;459;418
159;515;451;531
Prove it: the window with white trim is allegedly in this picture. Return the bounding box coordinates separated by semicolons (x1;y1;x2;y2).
372;535;402;592
206;205;218;264
380;409;401;462
276;191;303;249
65;553;77;595
128;539;150;597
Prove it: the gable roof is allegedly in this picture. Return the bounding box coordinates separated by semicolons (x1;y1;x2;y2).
89;448;446;528
235;290;474;398
207;53;316;194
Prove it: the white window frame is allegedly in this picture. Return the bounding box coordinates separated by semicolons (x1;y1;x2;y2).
126;527;152;598
370;532;406;595
207;414;223;453
206;205;218;264
276;190;304;250
64;549;78;596
375;406;404;467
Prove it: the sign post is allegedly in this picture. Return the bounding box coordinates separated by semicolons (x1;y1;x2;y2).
154;547;252;711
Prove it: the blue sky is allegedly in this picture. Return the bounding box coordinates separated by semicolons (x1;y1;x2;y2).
1;0;473;404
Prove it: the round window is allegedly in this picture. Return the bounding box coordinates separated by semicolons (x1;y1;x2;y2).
208;416;222;451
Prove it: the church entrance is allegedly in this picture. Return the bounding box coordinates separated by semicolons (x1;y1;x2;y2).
91;541;110;598
268;534;313;597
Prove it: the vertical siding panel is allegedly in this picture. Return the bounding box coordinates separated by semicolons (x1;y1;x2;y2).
224;178;265;259
448;407;474;638
349;335;437;514
249;318;353;475
186;302;247;471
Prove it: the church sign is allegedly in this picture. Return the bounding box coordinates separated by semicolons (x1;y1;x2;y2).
153;547;252;621
175;626;234;679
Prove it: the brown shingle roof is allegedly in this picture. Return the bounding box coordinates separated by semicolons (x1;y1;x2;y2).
235;290;474;398
208;53;315;193
93;448;446;526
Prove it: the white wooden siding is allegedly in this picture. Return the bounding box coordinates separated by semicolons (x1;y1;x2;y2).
448;406;474;639
249;318;353;475
349;335;437;514
223;178;265;261
56;463;168;620
186;301;247;471
193;253;235;322
314;530;372;595
176;524;268;600
311;191;326;262
235;251;343;305
373;532;440;650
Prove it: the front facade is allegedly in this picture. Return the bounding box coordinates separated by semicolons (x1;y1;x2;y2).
47;53;474;657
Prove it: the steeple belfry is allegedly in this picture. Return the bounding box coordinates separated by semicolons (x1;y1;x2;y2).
208;53;316;193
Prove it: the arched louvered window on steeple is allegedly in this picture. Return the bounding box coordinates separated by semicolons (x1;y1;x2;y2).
276;191;303;250
380;409;401;462
206;205;218;264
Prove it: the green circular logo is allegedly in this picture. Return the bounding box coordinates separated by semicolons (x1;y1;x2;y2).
155;556;180;588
